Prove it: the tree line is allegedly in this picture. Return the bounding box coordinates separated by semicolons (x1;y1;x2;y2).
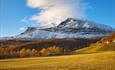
0;45;71;59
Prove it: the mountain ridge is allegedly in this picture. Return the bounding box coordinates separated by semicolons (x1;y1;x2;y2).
0;18;115;40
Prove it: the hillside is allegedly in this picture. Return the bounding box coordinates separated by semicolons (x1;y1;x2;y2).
75;32;115;54
0;38;100;59
0;38;100;50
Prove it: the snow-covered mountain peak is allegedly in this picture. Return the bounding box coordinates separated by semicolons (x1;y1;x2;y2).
57;18;84;28
0;18;114;40
20;27;37;35
57;18;114;30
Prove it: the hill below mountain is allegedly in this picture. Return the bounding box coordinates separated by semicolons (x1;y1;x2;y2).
75;32;115;54
0;38;100;51
0;38;101;59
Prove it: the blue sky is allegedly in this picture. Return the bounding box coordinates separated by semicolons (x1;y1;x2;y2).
0;0;115;37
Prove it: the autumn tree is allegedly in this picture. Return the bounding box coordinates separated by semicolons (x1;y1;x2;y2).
19;48;27;57
31;49;37;56
0;47;5;58
47;45;63;55
3;48;10;58
40;48;49;56
26;49;32;57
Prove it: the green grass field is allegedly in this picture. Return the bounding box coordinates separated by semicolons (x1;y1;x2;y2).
0;51;115;70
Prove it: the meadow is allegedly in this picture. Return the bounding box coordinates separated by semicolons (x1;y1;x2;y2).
0;51;115;70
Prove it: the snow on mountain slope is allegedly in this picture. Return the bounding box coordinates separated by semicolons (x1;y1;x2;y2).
0;18;115;40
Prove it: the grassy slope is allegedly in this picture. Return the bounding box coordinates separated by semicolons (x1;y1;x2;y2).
74;43;115;54
0;51;115;70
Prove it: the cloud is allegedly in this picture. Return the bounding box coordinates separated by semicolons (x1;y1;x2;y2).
21;17;29;23
26;0;89;27
19;27;27;31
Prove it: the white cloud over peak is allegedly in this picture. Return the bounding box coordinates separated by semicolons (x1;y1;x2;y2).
19;27;27;31
26;0;89;27
21;17;29;23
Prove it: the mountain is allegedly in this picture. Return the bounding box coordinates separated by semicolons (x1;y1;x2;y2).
0;18;115;40
75;32;115;54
